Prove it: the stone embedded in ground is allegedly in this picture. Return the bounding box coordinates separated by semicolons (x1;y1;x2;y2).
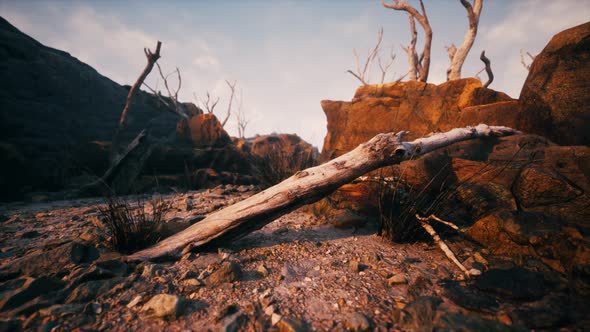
397;296;442;331
126;295;143;309
475;268;555;301
141;264;164;279
276;317;308;332
219;311;248;332
345;312;371;332
257;263;269;277
442;280;499;314
435;312;524;332
140;294;184;318
4;242;99;277
349;260;360;273
206;261;242;286
387;274;407;286
0;276;65;311
65;278;124;304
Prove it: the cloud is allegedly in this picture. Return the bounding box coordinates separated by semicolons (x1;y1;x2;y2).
192;55;220;69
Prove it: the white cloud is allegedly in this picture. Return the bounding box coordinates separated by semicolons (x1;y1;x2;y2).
192;55;220;69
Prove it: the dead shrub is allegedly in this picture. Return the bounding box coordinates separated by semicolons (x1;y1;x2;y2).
98;195;171;254
257;146;316;187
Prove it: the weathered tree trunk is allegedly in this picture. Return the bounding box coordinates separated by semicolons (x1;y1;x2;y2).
127;124;519;262
447;0;483;80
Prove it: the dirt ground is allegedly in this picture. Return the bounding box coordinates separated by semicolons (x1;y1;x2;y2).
0;189;582;331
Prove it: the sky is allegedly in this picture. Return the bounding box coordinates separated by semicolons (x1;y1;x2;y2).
1;0;589;149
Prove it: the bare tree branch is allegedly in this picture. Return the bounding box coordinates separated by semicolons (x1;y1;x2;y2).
118;41;161;129
416;214;481;278
382;0;432;82
520;49;536;71
378;47;396;84
195;91;220;114
222;80;236;127
235;88;249;139
479;50;493;88
347;27;384;85
142;63;189;119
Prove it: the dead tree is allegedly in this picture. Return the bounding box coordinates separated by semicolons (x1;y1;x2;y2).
447;0;483;80
347;27;384;85
119;41;162;130
235;89;249;139
520;49;536;71
378;47;396;84
127;124;520;261
142;64;190;119
222;80;236;127
382;0;432;82
196;91;220;114
479;50;493;88
90;42;189;196
111;41;161;161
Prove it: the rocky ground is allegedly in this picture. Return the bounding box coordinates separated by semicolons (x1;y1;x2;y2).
1;188;587;331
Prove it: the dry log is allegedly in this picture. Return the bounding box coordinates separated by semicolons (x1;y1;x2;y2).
128;124;519;261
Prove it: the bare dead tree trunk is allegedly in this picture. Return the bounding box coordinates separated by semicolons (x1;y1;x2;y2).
402;14;419;80
447;0;483;80
445;44;457;80
221;80;236;127
382;0;432;82
111;41;161;161
127;124;520;261
235;88;249;139
479;50;493;88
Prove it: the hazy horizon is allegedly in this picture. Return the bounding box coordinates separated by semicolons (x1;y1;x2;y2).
2;0;589;148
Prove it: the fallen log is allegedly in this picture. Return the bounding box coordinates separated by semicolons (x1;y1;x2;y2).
128;124;519;261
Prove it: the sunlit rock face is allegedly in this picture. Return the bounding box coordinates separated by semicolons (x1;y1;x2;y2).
320;78;515;162
519;21;590;146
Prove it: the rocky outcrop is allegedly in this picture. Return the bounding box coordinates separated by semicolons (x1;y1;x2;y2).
176;113;231;147
519;21;590;146
0;17;178;200
320;78;515;162
248;133;320;186
250;133;319;165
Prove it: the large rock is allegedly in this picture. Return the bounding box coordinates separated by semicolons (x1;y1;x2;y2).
0;17;178;200
519;21;590;146
176;113;231;147
320;78;514;162
248;133;319;186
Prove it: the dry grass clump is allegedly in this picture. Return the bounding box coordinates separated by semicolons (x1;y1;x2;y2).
257;146;316;187
98;196;171;254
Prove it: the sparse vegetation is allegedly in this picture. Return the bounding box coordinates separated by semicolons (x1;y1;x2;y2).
257;145;316;187
98;195;171;254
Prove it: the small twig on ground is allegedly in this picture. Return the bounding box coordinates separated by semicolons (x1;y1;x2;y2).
416;214;480;278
